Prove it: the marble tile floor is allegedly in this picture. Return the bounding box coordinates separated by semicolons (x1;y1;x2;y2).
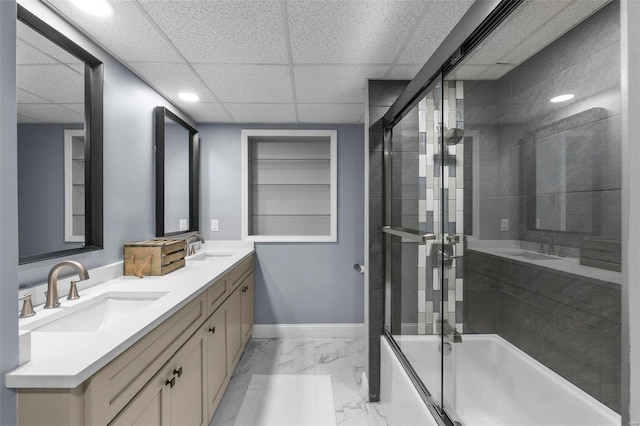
210;338;389;426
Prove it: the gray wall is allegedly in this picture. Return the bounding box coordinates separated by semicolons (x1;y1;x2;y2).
0;0;18;423
199;123;364;324
3;3;190;421
17;123;83;257
16;0;190;288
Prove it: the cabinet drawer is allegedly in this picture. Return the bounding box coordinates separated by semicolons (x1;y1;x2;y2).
85;293;207;426
207;273;229;317
230;255;253;292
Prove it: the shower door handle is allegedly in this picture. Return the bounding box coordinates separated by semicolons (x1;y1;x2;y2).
429;243;462;267
382;226;435;242
439;251;463;260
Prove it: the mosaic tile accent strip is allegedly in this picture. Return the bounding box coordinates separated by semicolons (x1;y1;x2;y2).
417;80;464;336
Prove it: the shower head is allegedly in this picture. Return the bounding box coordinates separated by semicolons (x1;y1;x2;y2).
443;127;465;145
437;123;465;146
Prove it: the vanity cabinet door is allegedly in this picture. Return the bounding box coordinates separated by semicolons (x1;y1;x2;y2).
110;327;207;426
109;367;171;425
205;307;228;420
240;273;254;345
169;326;207;426
226;287;242;374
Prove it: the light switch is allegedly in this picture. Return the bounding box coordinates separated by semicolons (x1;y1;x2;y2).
211;219;219;232
500;219;509;231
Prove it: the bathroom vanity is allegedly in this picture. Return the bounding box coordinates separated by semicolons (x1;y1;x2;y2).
7;244;254;426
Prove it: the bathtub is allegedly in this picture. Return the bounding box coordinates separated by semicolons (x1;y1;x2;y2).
391;334;620;426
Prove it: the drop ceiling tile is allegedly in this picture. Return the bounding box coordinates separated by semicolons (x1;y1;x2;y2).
18;115;40;124
194;64;293;103
139;0;287;64
297;104;364;123
445;65;491;81
18;103;84;123
387;64;422;80
460;0;572;66
17;40;58;65
17;64;84;103
225;103;296;123
45;0;183;63
396;0;475;65
129;62;217;103
17;20;81;65
499;0;609;66
287;0;425;64
61;103;85;115
70;64;85;74
294;65;388;103
173;102;232;123
17;88;50;104
478;64;517;80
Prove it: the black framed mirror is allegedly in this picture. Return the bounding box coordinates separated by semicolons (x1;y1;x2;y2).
17;5;103;264
155;107;199;237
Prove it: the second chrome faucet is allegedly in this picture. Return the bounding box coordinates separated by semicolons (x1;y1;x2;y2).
45;260;90;309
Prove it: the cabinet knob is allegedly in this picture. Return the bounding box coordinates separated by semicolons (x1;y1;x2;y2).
166;377;176;388
173;367;183;378
209;326;216;334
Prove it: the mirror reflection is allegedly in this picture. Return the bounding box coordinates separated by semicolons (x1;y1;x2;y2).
164;115;191;233
530;108;614;234
155;107;199;237
17;19;85;258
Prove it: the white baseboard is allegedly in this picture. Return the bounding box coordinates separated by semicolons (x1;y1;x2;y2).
252;323;365;339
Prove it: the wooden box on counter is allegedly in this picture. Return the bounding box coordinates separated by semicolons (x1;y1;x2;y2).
123;238;186;277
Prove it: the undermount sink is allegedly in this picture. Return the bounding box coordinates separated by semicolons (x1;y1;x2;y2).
506;251;559;261
189;251;234;261
22;291;168;334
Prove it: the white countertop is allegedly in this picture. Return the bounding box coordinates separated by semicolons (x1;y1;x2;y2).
466;239;621;285
6;242;254;389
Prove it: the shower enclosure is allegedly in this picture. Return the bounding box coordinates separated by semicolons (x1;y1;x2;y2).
377;1;622;425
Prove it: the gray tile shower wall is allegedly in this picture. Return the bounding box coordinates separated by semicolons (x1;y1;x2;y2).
367;79;410;402
463;249;621;412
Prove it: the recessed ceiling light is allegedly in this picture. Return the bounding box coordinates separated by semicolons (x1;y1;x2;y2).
178;92;200;102
550;94;575;103
70;0;113;16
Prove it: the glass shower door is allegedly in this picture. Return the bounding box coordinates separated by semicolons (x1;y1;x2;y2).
384;74;454;418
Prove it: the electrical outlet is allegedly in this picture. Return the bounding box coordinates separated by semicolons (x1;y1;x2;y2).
500;218;509;231
211;219;219;232
536;218;541;229
179;219;188;231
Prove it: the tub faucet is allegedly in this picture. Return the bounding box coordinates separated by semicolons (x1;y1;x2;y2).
438;320;462;343
186;233;205;255
44;261;90;309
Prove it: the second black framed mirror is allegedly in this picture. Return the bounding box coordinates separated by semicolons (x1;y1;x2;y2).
155;106;199;237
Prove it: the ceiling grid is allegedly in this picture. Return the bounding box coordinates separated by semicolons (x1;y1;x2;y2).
32;0;602;124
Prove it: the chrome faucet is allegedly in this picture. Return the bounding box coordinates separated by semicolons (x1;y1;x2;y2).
186;233;205;255
44;261;90;309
